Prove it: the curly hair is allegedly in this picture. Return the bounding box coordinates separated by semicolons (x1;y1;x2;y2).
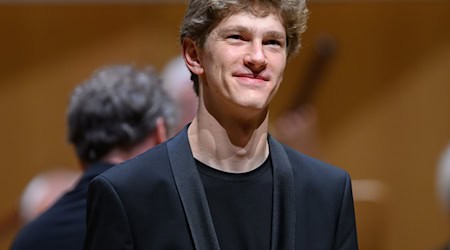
67;65;177;164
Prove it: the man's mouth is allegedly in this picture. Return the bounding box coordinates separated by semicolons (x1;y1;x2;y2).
234;73;269;82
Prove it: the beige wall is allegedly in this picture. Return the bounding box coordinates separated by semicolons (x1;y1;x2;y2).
1;3;449;249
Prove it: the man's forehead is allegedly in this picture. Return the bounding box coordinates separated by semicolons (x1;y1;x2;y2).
214;12;285;35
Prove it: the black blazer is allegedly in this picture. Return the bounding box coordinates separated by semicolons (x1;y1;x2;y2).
11;162;112;250
84;127;358;250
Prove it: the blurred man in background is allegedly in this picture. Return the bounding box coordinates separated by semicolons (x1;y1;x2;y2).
437;143;450;250
10;65;176;250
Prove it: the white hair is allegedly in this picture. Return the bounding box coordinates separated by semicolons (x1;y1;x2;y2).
160;55;199;135
160;55;192;99
437;143;450;212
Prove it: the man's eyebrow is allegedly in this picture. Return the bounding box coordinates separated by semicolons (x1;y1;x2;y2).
217;25;286;39
217;25;249;36
265;31;286;39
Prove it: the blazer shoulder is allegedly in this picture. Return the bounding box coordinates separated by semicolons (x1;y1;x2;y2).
94;141;173;191
282;143;350;183
280;143;355;218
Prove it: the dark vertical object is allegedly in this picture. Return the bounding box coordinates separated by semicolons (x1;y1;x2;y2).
291;33;337;110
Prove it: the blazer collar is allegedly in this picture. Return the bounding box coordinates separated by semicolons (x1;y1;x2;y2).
167;126;296;250
268;134;296;250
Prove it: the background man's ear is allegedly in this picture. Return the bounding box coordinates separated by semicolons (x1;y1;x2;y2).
182;38;204;76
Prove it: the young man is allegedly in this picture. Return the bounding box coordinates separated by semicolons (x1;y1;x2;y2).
84;1;358;249
11;65;176;250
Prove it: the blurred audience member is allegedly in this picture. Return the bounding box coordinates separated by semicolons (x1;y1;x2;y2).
19;169;80;224
437;143;450;250
161;55;198;135
10;65;176;250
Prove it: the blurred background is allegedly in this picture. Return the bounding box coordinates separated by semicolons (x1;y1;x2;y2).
0;0;449;249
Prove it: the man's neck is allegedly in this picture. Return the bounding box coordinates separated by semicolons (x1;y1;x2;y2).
188;99;269;173
100;133;159;165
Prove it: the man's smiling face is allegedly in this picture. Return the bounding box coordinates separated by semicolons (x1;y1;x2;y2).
198;11;287;114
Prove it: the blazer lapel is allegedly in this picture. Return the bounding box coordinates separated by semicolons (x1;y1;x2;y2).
268;136;296;250
167;128;221;250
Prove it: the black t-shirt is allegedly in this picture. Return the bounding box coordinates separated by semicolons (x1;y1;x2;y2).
196;157;273;250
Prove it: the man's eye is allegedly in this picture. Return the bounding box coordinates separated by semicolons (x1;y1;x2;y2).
265;40;282;46
227;35;242;40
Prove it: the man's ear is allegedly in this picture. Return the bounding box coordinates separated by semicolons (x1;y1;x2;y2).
154;117;167;144
182;38;204;76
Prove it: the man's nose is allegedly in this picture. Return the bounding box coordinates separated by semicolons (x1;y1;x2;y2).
244;43;267;72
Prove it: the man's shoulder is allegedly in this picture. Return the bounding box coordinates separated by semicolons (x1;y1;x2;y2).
11;193;85;249
280;142;349;182
11;214;54;249
276;143;353;204
93;140;174;190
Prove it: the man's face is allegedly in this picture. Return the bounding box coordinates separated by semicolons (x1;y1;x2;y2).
198;11;287;114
